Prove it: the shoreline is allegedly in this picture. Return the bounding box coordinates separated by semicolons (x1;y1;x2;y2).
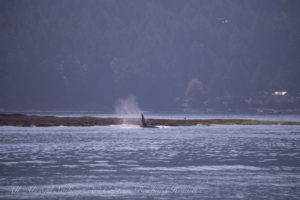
1;113;300;127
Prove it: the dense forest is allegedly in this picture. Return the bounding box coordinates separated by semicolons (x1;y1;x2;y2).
0;0;300;113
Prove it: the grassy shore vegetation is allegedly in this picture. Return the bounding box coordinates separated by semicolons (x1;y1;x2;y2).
1;114;300;127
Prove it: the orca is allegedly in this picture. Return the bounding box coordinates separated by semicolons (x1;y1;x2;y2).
141;113;158;128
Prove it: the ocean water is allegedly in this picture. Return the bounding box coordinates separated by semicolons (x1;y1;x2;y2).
0;115;300;199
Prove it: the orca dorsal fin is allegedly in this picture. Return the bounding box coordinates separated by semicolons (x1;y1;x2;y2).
141;113;147;127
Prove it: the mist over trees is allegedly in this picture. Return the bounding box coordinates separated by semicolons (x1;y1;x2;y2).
0;0;300;112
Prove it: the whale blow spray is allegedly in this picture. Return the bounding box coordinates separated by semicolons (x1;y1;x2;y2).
115;95;142;124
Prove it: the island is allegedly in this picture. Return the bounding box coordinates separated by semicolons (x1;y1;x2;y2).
1;113;300;127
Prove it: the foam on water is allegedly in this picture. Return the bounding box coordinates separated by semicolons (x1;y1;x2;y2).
109;124;141;129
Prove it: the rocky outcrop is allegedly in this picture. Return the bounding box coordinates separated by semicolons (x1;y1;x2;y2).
0;113;299;127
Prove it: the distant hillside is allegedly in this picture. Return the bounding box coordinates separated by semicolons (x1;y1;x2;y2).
0;0;300;112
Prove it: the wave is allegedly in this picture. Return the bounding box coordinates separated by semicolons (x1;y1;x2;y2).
133;165;262;171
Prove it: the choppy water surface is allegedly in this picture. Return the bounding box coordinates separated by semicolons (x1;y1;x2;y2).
0;120;300;199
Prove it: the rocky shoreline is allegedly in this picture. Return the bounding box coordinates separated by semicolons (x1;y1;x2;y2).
1;113;300;127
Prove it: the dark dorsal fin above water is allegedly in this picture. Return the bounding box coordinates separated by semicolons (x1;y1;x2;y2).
141;113;158;128
141;113;147;127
